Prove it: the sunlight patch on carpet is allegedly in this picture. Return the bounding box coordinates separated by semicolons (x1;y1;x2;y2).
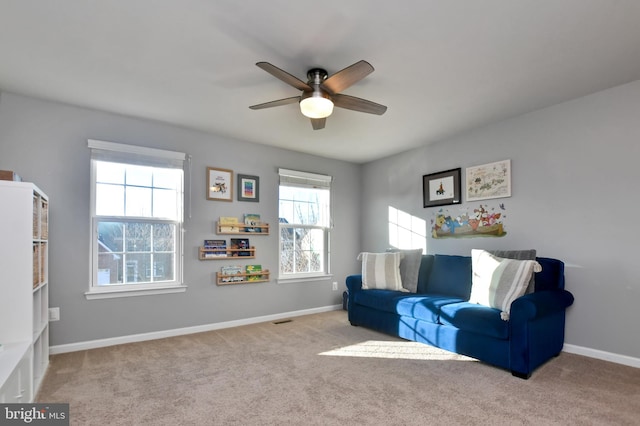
319;340;478;361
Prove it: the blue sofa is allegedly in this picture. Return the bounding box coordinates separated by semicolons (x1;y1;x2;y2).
346;254;574;378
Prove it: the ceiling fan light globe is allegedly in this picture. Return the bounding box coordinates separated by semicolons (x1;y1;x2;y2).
300;97;334;119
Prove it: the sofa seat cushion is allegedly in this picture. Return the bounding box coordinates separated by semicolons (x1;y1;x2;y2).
352;289;416;314
353;290;464;322
396;295;466;322
439;302;510;340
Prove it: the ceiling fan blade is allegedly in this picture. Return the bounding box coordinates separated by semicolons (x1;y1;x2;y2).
256;62;312;91
311;118;326;130
321;60;374;94
249;96;301;110
332;94;387;115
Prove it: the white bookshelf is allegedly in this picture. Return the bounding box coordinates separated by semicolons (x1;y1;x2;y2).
0;181;49;402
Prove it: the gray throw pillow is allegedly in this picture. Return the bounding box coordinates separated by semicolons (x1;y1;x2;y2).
386;248;423;293
488;249;536;293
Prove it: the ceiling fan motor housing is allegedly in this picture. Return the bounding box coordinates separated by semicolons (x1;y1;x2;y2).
301;68;332;101
300;68;333;118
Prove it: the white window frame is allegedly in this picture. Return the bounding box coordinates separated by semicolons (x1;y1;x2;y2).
278;168;332;283
86;139;187;299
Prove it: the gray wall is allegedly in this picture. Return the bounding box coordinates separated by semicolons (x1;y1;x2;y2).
0;92;361;346
361;80;640;360
2;78;639;361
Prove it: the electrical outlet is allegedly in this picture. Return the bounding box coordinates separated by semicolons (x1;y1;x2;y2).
332;281;338;291
49;307;60;322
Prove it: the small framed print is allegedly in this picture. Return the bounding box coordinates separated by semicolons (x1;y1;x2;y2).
423;168;462;208
237;174;259;202
207;167;233;201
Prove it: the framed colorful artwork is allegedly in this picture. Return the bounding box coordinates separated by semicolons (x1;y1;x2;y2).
237;174;260;202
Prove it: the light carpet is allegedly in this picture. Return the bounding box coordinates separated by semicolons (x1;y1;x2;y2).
37;310;640;425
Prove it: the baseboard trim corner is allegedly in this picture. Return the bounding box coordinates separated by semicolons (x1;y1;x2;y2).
563;344;640;369
50;304;342;355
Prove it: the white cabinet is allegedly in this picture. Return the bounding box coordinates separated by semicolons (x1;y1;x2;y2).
0;343;31;403
0;181;49;402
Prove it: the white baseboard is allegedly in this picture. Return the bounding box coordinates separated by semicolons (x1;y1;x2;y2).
563;344;640;369
50;304;343;355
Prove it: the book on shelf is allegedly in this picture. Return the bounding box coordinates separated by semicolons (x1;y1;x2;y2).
219;216;240;232
204;239;227;256
230;238;251;256
245;264;263;281
204;239;225;248
243;213;261;232
220;265;244;283
203;251;223;259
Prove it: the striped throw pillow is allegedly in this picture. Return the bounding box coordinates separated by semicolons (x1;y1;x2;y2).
470;249;542;320
357;252;407;291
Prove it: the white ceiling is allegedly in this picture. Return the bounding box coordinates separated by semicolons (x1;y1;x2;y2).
1;1;640;163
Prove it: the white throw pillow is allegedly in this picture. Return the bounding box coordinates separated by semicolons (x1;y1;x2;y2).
357;252;407;292
488;249;537;293
470;249;542;320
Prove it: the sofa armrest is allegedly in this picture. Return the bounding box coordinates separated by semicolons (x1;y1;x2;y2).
509;289;574;378
510;289;574;321
346;274;363;293
345;274;363;317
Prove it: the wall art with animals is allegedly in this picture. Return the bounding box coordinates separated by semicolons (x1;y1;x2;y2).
431;203;507;239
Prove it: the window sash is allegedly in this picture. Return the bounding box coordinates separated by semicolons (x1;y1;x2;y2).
94;161;183;220
279;224;329;277
92;217;181;287
278;187;330;228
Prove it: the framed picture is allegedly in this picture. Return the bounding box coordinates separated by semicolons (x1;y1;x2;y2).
237;174;260;202
207;167;233;201
466;159;511;202
423;168;461;208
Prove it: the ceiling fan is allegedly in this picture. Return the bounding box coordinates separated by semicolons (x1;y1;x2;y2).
249;60;387;130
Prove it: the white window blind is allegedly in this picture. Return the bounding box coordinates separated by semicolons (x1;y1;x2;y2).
278;168;332;189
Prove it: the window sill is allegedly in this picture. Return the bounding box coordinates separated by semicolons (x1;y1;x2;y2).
277;274;333;284
85;284;187;300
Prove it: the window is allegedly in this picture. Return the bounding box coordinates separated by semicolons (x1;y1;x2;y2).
87;140;186;299
278;168;332;281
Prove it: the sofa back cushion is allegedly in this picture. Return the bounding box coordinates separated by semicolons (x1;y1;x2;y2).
412;254;564;296
416;255;435;293
422;254;472;298
535;257;565;291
